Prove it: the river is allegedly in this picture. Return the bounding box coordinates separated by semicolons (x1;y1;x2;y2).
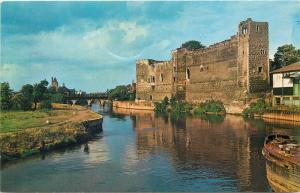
1;104;299;192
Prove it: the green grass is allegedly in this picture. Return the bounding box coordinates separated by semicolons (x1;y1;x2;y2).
0;110;73;133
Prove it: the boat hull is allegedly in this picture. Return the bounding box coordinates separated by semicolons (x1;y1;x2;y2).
262;137;300;192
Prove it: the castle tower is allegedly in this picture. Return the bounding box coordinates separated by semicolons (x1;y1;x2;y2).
238;18;269;94
51;77;59;91
171;48;188;101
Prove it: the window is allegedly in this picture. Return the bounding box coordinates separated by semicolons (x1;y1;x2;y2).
275;97;281;105
186;68;191;80
150;95;153;101
160;73;164;82
242;28;248;34
173;77;176;82
151;76;155;83
256;25;260;32
199;65;204;72
260;49;265;55
258;67;262;73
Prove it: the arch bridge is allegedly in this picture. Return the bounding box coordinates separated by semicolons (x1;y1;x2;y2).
65;93;109;106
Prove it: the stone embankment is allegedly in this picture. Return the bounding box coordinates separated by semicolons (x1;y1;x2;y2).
113;101;154;110
0;104;103;162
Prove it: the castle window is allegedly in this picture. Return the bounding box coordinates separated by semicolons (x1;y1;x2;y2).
173;77;176;82
150;95;153;100
160;73;164;82
258;67;262;73
256;25;260;32
186;68;191;80
151;76;155;83
199;65;204;72
260;49;265;54
242;28;248;34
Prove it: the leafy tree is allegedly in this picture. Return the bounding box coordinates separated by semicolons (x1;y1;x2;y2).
181;40;206;50
49;93;64;103
20;84;34;111
108;85;130;101
33;80;49;109
154;97;169;113
40;100;52;109
11;93;23;110
0;82;13;110
271;44;300;70
57;86;69;95
47;86;57;94
170;95;177;107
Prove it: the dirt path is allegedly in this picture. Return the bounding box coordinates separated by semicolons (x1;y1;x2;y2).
49;104;102;127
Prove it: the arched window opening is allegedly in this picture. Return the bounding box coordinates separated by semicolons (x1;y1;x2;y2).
160;73;164;82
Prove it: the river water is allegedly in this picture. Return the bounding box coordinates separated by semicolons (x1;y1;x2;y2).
1;104;299;192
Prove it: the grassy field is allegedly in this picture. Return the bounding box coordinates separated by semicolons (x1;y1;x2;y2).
0;110;73;133
0;104;102;161
0;104;75;133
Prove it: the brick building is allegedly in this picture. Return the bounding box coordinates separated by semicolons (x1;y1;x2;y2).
136;18;269;105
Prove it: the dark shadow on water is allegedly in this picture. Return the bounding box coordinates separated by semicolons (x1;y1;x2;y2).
1;134;103;169
107;111;127;121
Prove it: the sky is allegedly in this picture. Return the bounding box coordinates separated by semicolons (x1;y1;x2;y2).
1;1;300;92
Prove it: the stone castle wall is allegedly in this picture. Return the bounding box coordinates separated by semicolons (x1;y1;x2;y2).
136;18;269;105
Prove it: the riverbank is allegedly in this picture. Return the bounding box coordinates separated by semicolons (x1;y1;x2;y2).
113;101;154;110
0;104;103;162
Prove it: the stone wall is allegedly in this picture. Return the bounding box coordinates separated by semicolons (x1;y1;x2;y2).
136;18;269;105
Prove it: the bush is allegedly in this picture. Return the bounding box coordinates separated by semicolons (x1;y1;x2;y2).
154;97;169;113
242;98;267;117
171;102;192;115
40;100;52;109
193;100;226;115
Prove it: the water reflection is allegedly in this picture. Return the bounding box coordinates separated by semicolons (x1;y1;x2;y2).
113;107;299;192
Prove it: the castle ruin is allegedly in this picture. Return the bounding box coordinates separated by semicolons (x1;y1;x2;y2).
136;18;269;106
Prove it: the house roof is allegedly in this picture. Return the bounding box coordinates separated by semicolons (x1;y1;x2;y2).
271;61;300;74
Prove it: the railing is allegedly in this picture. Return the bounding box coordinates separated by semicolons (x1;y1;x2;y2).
263;109;300;122
65;93;108;99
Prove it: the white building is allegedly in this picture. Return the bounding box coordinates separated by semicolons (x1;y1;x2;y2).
271;61;300;106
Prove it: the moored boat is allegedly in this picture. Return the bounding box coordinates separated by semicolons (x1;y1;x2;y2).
262;134;300;192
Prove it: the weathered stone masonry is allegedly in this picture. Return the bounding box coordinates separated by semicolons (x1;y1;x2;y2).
136;18;269;105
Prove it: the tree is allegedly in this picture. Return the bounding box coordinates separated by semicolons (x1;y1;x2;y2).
181;40;206;50
271;44;300;70
0;82;13;110
11;93;23;110
33;80;49;109
20;84;34;111
108;85;130;101
57;85;69;95
40;100;52;109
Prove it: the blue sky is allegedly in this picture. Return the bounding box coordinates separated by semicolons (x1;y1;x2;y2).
1;1;300;92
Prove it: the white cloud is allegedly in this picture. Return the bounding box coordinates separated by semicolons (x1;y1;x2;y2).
84;20;150;58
